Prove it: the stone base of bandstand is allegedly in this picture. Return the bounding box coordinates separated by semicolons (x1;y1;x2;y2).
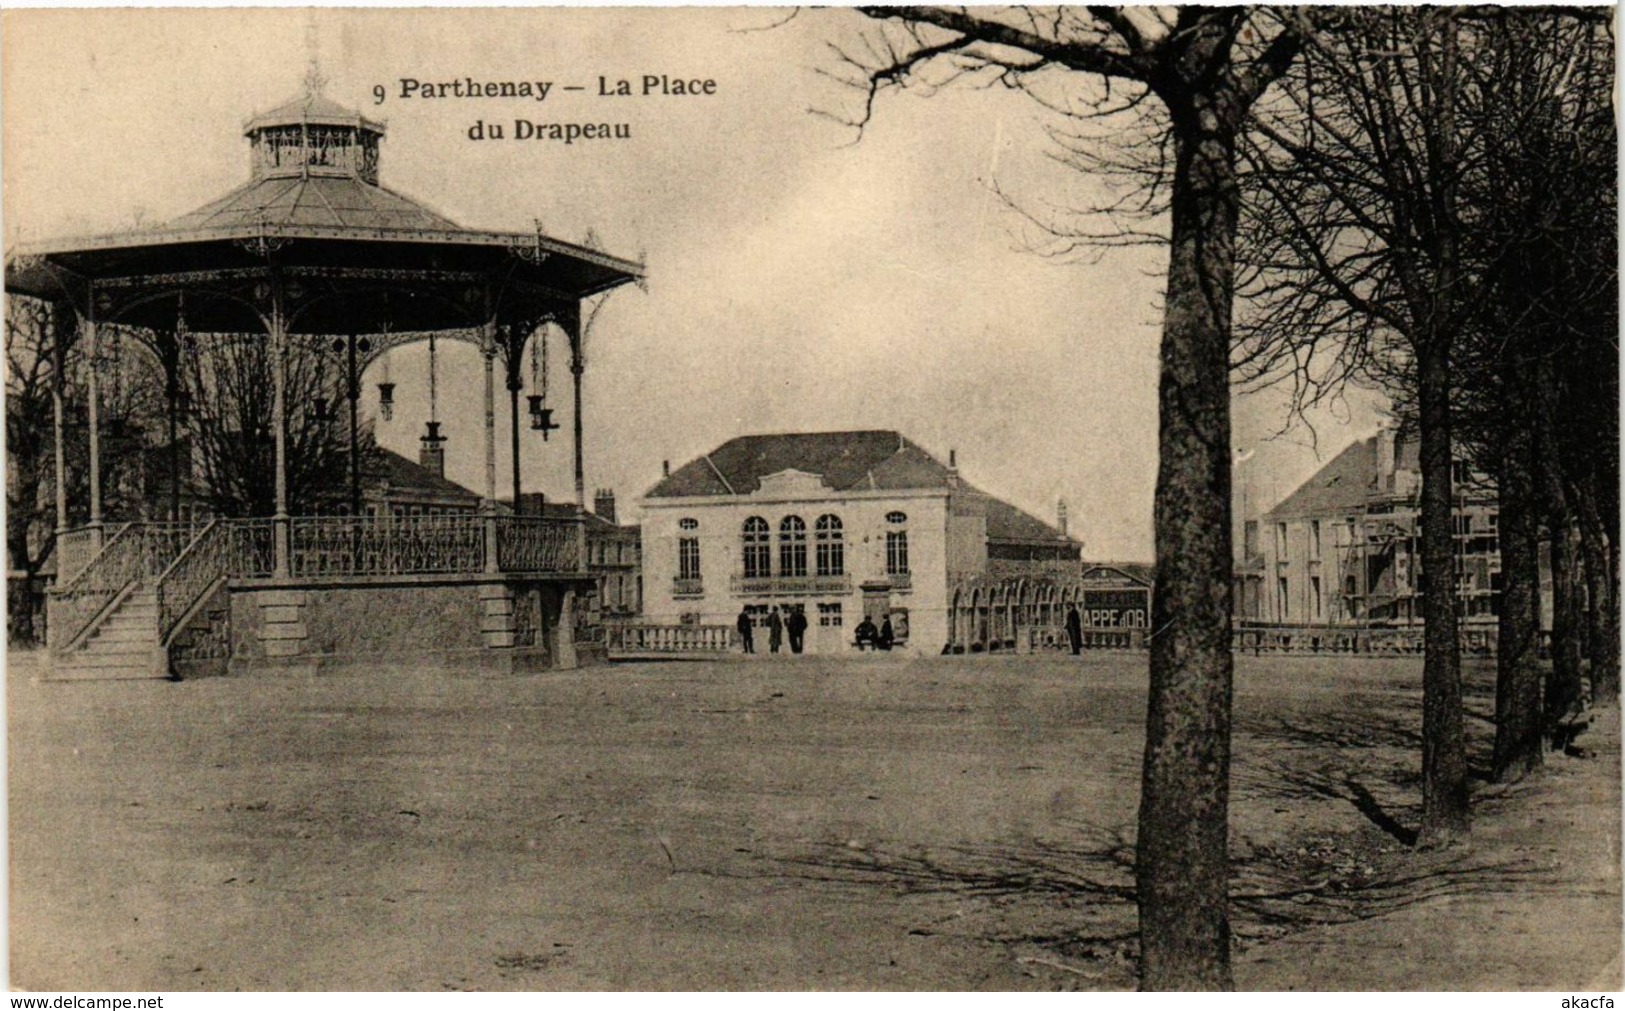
209;573;594;679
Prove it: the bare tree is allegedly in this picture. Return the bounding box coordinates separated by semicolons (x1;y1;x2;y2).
6;297;74;642
5;300;174;639
826;6;1308;988
1234;7;1487;845
1453;10;1615;752
1235;7;1614;778
180;333;358;517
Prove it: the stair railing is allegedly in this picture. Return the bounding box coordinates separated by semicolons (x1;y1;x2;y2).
155;520;229;646
50;521;209;652
50;524;147;652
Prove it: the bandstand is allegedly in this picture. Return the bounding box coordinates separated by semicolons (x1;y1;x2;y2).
5;91;643;679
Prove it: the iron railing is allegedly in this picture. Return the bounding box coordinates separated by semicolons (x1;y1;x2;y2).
226;520;277;578
289;515;485;577
155;521;228;645
54;527;102;587
495;515;581;573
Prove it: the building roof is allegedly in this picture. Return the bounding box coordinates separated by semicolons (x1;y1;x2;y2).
1085;562;1156;586
645;430;1076;544
956;485;1072;545
243;93;386;134
365;448;481;504
1266;429;1427;520
1266;437;1378;519
169;175;463;233
646;430;950;498
537;500;638;535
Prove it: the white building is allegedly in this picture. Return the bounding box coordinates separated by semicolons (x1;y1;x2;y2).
638;431;1080;654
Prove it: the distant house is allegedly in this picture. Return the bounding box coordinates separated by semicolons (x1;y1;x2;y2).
508;490;642;624
339;445;483;518
1253;424;1501;627
638;430;1079;653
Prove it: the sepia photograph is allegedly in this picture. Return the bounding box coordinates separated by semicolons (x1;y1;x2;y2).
2;4;1619;993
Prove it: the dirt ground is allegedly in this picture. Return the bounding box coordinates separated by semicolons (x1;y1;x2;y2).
8;650;1619;991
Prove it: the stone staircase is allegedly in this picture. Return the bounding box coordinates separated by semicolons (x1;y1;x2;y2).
58;585;163;680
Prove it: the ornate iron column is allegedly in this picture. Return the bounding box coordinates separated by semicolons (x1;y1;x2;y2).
568;305;586;507
164;325;182;524
506;329;524;516
270;280;290;577
482;326;499;574
83;313;102;549
51;308;68;540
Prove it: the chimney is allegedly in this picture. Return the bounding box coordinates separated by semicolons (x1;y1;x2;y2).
662;459;671;478
1057;499;1069;537
1375;422;1396;491
419;420;446;479
594;488;617;524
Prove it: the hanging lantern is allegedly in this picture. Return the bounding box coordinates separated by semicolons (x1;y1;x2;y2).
377;382;395;421
528;395;559;438
526;324;559;438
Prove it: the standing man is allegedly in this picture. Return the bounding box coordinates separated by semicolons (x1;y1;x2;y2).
1065;603;1083;656
767;606;784;654
737;606;755;654
786;606;808;654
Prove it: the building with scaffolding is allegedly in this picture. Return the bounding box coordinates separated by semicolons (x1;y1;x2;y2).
1243;424;1503;635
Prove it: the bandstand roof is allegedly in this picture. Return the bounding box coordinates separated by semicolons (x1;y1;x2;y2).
4;90;642;338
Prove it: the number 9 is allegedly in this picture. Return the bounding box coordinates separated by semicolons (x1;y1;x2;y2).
373;84;386;105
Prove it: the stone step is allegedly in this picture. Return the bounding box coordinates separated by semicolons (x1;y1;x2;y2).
88;626;158;643
81;639;158;656
48;667;166;682
69;654;158;672
105;615;157;629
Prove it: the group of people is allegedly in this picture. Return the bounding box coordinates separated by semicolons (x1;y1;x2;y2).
736;605;808;654
852;613;895;651
734;606;897;654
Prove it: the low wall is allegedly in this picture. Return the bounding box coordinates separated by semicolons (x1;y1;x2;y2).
224;575;590;675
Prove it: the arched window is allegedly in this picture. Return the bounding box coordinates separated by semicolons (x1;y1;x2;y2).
741;517;771;579
886;512;909;576
779;516;808;577
814;514;844;576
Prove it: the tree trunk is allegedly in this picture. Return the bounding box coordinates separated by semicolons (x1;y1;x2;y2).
1136;92;1239;992
1546;504;1585;730
1575;484;1618;702
1536;359;1586;733
1417;332;1468;846
1492;416;1544;781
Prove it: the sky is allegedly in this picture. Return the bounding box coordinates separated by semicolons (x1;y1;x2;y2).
2;7;1386;560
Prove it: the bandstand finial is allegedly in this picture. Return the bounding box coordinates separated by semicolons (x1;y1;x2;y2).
303;58;328;101
301;12;328;100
